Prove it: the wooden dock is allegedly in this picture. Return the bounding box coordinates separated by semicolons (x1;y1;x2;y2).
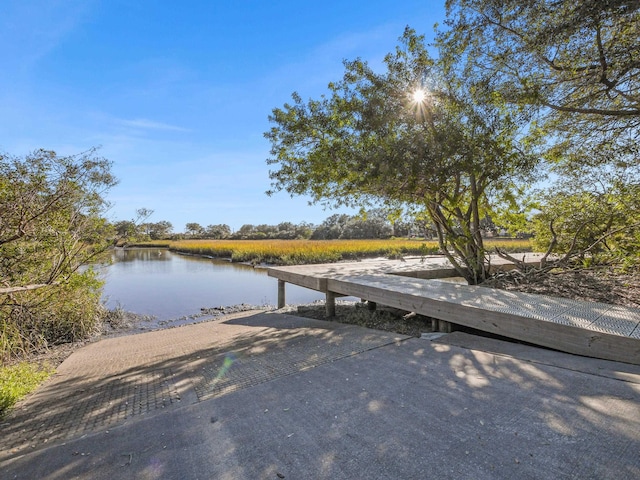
268;255;640;365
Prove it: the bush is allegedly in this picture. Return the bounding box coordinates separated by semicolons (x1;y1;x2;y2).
0;148;116;359
0;270;105;360
531;182;640;266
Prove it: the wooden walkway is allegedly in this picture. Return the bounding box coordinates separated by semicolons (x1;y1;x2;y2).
268;256;640;365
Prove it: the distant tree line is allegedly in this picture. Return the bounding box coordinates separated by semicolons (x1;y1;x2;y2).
111;208;513;242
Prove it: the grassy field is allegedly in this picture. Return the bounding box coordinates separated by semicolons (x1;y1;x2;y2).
132;238;533;265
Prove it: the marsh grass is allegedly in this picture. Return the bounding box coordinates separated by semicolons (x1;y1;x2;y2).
0;361;53;417
171;239;439;264
134;238;533;265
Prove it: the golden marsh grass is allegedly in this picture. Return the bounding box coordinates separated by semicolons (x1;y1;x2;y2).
134;238;533;265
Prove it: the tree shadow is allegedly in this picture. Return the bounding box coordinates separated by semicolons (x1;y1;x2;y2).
1;323;639;479
0;311;405;462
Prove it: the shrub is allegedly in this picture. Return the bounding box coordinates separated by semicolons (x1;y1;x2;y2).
0;270;104;360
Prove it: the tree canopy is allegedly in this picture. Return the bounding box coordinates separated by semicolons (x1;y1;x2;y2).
440;0;640;162
440;0;640;268
0;148;116;287
266;28;538;283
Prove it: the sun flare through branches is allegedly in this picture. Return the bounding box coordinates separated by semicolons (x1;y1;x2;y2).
412;88;426;103
409;87;431;122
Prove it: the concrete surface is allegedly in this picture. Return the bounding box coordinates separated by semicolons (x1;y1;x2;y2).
1;310;639;479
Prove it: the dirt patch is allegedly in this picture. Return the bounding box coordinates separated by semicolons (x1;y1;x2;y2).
281;301;434;337
13;341;90;369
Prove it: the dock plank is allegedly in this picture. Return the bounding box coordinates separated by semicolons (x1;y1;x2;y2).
325;273;640;365
267;256;640;365
267;253;546;285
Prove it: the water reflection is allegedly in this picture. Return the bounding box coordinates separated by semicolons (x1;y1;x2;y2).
100;248;324;320
111;248;171;263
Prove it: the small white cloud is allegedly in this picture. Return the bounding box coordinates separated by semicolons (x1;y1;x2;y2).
118;118;190;132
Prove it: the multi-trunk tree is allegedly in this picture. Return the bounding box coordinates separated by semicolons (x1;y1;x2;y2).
266;28;538;284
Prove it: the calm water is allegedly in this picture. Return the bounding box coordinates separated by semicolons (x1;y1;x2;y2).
98;248;325;320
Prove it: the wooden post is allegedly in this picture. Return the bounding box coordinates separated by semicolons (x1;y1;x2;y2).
432;319;440;332
439;320;453;333
326;291;336;318
277;279;286;308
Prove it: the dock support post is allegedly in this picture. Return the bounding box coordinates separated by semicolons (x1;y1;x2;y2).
438;320;453;333
277;280;285;308
326;291;336;318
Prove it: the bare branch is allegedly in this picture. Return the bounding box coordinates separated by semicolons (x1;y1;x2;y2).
0;283;58;295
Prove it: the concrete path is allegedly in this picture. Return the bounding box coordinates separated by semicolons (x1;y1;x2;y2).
2;310;640;479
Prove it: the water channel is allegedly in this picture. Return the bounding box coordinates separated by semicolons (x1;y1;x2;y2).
98;248;325;321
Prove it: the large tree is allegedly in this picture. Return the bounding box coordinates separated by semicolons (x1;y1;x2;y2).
440;0;640;161
0;148;117;357
146;220;173;240
185;222;205;238
205;224;231;239
440;0;640;266
266;28;538;284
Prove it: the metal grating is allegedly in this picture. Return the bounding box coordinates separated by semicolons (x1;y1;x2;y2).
478;297;577;322
587;306;640;336
346;274;640;339
553;303;613;329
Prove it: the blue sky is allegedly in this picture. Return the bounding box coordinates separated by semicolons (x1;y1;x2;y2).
1;0;446;232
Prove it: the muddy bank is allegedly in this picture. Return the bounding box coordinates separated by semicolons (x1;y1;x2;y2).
100;299;433;338
101;303;276;336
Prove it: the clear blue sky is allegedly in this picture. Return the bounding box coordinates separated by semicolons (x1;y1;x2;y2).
1;0;446;232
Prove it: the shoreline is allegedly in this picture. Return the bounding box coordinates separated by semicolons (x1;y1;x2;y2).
24;299;434;370
19;265;640;369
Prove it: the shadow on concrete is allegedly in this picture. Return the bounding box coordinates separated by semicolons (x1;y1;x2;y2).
0;312;405;461
1;312;639;479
